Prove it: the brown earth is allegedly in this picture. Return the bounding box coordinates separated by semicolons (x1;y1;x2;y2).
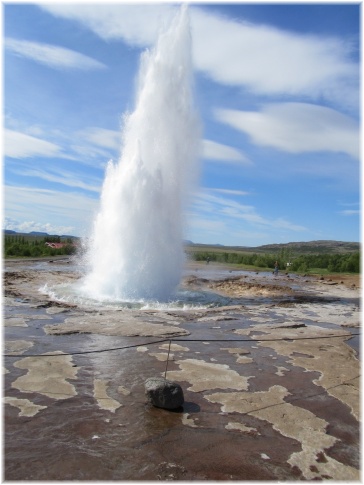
317;273;360;288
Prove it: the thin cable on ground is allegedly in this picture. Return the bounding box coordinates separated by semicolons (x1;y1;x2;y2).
3;332;360;358
3;338;170;358
4;375;360;413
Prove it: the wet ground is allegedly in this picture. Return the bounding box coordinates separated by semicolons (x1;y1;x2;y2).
3;258;361;480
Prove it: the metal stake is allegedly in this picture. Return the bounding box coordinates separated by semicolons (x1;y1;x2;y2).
164;339;172;379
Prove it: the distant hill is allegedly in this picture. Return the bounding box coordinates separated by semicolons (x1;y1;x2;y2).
4;230;50;236
257;240;360;254
3;230;79;241
186;240;360;255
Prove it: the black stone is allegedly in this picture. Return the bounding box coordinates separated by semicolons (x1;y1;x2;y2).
145;377;184;410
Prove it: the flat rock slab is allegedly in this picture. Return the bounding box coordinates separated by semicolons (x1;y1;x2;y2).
44;312;190;338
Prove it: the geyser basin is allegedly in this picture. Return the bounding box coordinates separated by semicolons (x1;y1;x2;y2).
40;281;231;311
81;5;201;302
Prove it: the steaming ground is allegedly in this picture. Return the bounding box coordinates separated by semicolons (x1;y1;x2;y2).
4;258;360;480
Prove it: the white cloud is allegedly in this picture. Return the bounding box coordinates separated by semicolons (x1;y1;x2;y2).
54;127;121;165
4;217;75;236
4;124;120;166
40;4;176;46
186;191;307;246
202;139;251;165
39;4;358;107
60;127;120;165
192;191;307;232
10;167;101;193
76;127;121;150
4;129;63;159
191;9;358;107
209;188;250;196
214;102;359;159
338;210;360;216
5;37;106;70
67;145;114;167
4;185;99;237
186;214;269;246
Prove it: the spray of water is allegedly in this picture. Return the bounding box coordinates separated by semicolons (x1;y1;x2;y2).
81;6;201;302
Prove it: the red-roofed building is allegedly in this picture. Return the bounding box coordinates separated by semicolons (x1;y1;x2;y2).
45;242;66;249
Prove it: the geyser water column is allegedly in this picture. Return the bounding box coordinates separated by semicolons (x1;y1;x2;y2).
82;6;201;301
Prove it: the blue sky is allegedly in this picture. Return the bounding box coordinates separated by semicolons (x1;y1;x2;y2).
3;2;360;246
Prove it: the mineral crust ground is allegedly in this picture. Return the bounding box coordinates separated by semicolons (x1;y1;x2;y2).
3;258;361;480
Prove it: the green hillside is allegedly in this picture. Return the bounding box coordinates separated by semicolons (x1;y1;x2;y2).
185;240;360;274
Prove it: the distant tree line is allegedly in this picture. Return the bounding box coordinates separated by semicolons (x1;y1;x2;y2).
189;250;360;274
4;235;77;258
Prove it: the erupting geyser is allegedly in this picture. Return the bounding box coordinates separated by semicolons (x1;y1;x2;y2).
81;6;201;302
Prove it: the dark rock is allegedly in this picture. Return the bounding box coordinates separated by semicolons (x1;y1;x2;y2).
145;377;184;410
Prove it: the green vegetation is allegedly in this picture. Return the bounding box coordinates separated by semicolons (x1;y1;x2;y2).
3;232;360;273
187;247;360;274
3;235;77;258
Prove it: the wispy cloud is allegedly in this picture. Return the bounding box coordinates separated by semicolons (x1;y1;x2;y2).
192;191;307;232
186;190;307;246
208;188;250;196
5;37;106;70
76;127;121;151
338;210;360;216
201;139;251;165
214;102;359;159
10;166;101;193
4;124;120;167
4;129;63;159
338;201;360;207
62;127;120;164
